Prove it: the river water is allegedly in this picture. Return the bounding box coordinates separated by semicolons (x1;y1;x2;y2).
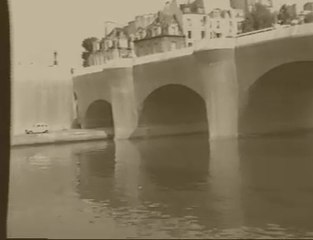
7;133;313;239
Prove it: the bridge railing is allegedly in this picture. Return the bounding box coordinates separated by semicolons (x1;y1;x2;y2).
236;24;296;38
72;58;133;76
133;47;194;65
236;23;313;47
237;27;275;38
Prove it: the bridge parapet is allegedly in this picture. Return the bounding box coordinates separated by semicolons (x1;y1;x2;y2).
73;23;313;78
194;38;236;51
74;39;238;77
236;23;313;47
73;58;133;77
133;47;194;65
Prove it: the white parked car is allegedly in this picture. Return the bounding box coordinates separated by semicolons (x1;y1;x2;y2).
25;123;49;134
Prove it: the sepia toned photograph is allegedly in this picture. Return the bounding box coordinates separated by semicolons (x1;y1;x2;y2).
5;0;313;238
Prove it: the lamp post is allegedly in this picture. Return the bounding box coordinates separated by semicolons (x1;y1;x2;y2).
53;51;58;66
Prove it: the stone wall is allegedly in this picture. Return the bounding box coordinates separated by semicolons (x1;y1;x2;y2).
11;65;74;136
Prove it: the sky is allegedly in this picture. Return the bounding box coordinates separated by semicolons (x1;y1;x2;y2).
9;0;308;67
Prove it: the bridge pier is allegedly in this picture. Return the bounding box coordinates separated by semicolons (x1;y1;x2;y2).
196;48;239;140
111;87;138;139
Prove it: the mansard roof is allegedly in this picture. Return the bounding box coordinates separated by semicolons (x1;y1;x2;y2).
106;27;128;39
208;8;232;18
143;11;184;38
180;0;205;14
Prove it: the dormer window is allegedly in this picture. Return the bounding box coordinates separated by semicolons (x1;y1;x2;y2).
154;26;161;36
201;16;206;26
107;40;113;48
158;26;162;35
141;30;146;39
187;18;192;27
197;7;204;14
170;24;178;35
183;7;191;13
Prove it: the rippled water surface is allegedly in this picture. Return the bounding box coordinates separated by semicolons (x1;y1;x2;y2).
8;133;313;238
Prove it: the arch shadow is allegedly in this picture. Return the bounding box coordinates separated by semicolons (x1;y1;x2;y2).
133;84;209;138
84;99;114;137
239;61;313;136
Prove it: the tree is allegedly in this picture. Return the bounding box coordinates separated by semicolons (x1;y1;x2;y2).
304;12;313;23
242;3;276;33
304;2;313;12
81;37;98;67
82;37;98;52
81;52;91;67
277;4;297;25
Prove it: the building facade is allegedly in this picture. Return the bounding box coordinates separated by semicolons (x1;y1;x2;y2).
207;8;239;38
179;0;241;45
83;0;243;66
180;0;207;47
86;26;134;66
100;27;133;61
133;12;186;57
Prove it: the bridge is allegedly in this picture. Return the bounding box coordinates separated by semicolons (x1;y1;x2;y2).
73;23;313;140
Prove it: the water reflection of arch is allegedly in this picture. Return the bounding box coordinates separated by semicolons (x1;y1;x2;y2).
72;136;244;234
137;134;210;190
238;135;313;230
240;61;313;136
133;134;213;223
73;141;118;205
132;84;209;137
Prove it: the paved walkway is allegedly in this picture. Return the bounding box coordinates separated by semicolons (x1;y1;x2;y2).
11;129;110;147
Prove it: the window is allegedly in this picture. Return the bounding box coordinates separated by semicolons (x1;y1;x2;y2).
184;7;191;13
201;31;205;39
153;27;159;36
201;16;206;26
154;43;158;53
217;21;220;29
157;26;161;35
171;25;178;35
141;30;146;39
188;31;192;39
187;18;192;27
198;8;205;14
119;39;128;48
171;41;177;50
188;42;193;47
108;40;113;48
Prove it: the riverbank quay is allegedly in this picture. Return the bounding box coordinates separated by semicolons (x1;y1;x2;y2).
11;129;110;147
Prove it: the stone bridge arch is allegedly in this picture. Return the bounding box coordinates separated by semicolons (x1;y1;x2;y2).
236;31;313;98
239;61;313;135
137;81;207;110
83;99;114;136
236;28;313;136
73;70;115;135
132;83;209;138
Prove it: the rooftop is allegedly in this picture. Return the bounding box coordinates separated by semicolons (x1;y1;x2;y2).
180;0;205;14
